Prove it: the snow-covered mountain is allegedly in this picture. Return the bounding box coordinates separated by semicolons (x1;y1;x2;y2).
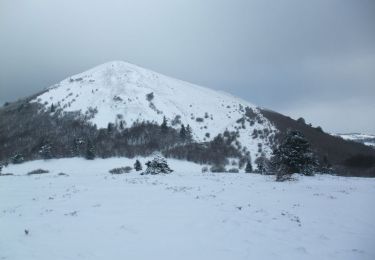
334;133;375;148
2;60;375;176
32;61;276;158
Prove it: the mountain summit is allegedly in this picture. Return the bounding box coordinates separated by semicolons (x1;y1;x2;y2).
32;61;276;157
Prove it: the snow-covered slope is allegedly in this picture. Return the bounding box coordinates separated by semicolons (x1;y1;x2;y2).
32;61;276;158
1;158;375;260
334;133;375;148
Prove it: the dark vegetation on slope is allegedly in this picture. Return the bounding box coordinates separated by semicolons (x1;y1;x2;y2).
261;109;375;177
0;99;247;166
1;96;374;177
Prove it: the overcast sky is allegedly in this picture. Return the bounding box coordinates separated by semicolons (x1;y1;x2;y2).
0;0;374;133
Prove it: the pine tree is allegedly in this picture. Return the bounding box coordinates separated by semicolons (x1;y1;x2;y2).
142;155;173;175
180;124;187;140
72;138;84;157
272;130;316;181
161;116;168;133
255;155;267;174
85;141;95;160
134;159;142;171
186;124;193;141
119;120;124;130
50;104;56;113
245;160;253;173
39;143;52;159
107;123;114;133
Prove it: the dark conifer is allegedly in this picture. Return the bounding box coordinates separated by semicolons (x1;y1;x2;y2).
180;124;187;140
186;124;193;141
85;140;95;160
161;116;168;133
134;159;142;171
245;160;253;173
272;130;316;181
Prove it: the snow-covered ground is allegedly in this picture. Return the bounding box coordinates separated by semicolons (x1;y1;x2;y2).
1;158;375;260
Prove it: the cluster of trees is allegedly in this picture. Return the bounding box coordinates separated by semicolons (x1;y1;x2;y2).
164;130;245;166
0;99;334;180
0;102;246;167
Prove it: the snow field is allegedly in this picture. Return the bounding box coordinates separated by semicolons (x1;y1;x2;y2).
1;157;375;260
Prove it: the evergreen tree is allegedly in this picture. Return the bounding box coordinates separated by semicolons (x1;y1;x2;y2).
179;124;187;140
272;130;316;181
245;160;253;173
107;123;114;133
72;138;84;157
142;155;173;175
85;140;95;160
134;159;142;171
50;104;55;113
119;120;124;130
185;124;193;141
255;155;267;174
161;116;168;133
0;164;2;175
39;143;52;159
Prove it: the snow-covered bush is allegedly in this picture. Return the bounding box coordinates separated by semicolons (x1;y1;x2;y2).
11;154;24;164
142;156;173;175
228;168;239;173
210;164;226;173
201;166;209;173
109;166;132;174
27;169;49;175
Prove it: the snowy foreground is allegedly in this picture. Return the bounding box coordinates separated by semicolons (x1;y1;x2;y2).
1;158;375;260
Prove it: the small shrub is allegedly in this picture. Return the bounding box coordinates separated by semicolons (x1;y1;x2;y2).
210;164;226;173
201;166;209;173
0;173;14;176
195;117;204;123
228;168;239;173
109;166;132;174
134;160;142;171
146;92;154;101
27;169;49;175
11;154;24;164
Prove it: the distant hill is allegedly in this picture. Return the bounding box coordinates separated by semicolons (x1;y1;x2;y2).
333;133;375;148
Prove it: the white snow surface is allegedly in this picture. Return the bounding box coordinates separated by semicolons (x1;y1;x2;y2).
31;61;276;158
1;158;375;260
